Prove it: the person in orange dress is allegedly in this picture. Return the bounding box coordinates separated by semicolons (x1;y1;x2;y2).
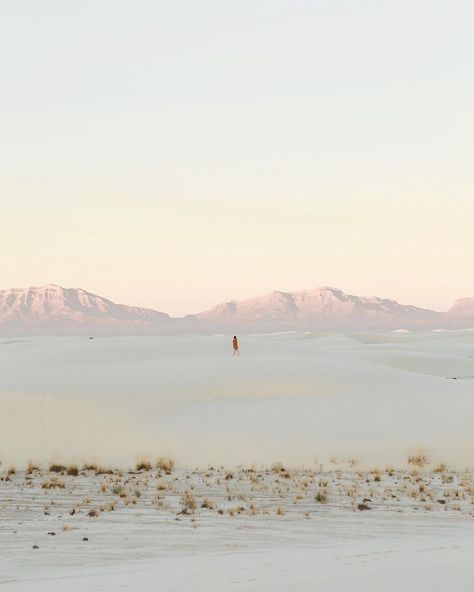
232;335;239;355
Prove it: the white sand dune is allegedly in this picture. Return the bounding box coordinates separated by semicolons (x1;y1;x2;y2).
0;331;473;468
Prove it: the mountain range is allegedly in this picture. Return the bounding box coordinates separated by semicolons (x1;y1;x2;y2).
0;284;473;334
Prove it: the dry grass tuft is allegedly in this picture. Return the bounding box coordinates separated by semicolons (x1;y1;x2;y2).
315;490;327;504
94;465;114;476
26;462;40;475
408;452;428;468
180;491;197;514
156;478;169;491
49;463;67;473
156;457;175;474
136;458;153;472
201;498;216;510
271;462;284;474
42;478;65;489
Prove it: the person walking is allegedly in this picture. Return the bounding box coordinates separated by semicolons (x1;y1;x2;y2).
232;335;239;355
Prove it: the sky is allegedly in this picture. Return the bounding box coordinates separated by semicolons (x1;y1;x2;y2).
1;0;473;315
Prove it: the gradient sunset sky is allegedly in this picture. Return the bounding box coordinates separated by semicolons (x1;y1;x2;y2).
2;1;473;315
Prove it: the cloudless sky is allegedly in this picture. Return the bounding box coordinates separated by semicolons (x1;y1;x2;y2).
1;0;473;315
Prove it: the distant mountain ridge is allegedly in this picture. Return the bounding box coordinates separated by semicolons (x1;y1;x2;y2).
193;287;439;328
0;284;472;334
0;285;169;330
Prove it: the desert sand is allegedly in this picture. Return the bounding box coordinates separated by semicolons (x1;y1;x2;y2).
1;331;474;590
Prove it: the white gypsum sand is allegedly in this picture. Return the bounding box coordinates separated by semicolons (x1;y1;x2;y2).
0;462;473;591
0;332;473;468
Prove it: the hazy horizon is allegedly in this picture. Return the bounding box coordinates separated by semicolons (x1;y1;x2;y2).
2;1;474;316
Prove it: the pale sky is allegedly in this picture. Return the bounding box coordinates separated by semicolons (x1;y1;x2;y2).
1;1;473;315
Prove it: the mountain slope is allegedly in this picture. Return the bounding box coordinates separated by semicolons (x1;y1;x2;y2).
0;285;169;329
443;298;474;324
